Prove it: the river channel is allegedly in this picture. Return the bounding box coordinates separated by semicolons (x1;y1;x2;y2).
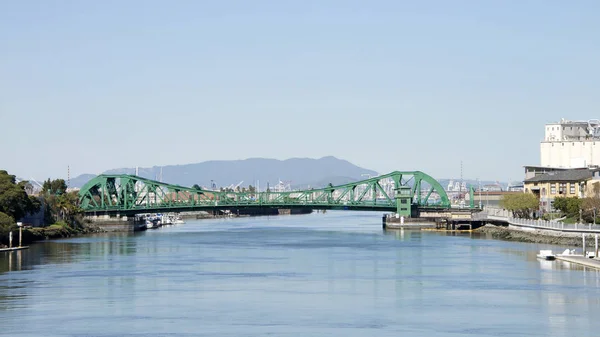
1;211;600;336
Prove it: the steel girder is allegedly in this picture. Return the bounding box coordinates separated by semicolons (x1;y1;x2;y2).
78;171;451;214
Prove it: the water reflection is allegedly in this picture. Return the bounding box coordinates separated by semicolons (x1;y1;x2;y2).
0;250;23;273
0;233;141;275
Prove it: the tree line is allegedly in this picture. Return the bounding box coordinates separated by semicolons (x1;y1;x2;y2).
0;170;82;233
500;184;600;223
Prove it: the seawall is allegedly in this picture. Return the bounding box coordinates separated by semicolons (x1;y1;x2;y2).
85;216;135;232
475;224;595;247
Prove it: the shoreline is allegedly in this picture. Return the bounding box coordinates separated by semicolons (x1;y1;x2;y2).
0;223;105;248
474;224;592;247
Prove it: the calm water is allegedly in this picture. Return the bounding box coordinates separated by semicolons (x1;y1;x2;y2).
1;211;600;336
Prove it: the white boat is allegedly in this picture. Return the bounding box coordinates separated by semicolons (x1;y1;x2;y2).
556;248;579;257
146;219;155;229
537;250;556;260
174;216;185;224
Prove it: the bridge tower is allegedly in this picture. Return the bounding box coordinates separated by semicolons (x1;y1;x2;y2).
395;186;412;217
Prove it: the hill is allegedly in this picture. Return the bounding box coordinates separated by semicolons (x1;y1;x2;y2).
70;156;378;190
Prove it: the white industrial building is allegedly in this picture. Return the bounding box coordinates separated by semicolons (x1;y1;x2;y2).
540;118;600;168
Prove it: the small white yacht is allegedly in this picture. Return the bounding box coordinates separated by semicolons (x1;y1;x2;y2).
537;250;556;260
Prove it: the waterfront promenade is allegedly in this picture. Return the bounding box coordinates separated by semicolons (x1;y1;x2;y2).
481;207;600;234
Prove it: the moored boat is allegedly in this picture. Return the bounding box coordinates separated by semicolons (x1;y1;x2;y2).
537;250;556;260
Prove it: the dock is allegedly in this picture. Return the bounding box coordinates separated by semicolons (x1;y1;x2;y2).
0;246;29;253
383;209;484;231
555;255;600;270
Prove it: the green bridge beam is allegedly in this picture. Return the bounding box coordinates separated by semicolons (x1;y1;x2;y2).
78;171;453;216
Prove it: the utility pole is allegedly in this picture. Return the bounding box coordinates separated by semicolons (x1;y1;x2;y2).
478;179;482;209
460;161;463;193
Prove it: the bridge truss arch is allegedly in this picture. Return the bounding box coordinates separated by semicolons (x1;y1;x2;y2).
78;171;451;216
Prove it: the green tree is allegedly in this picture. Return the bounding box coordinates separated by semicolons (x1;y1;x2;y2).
552;196;568;214
500;193;539;218
192;184;201;190
0;212;13;226
552;196;582;217
0;211;15;239
0;170;38;221
44;191;82;224
42;178;67;196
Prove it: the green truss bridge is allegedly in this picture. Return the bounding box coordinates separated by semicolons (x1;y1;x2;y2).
78;171;462;217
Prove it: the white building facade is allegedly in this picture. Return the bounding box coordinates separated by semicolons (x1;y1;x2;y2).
540;119;600;168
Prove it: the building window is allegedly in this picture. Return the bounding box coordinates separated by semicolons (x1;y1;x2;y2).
550;184;556;195
570;184;575;194
542;188;546;196
559;183;566;194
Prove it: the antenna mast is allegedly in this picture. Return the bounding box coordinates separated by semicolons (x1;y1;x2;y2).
460;161;463;192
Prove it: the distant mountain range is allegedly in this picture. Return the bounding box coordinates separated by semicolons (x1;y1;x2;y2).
69;156;379;190
67;157;515;191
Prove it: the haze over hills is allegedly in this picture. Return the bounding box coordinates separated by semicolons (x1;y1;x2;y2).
69;156;379;190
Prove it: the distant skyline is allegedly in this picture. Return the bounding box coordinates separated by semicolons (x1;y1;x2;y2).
2;1;599;183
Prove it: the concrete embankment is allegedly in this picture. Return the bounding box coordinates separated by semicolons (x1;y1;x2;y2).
474;224;592;247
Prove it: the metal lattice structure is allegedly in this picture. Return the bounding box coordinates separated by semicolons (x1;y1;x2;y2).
78;171;451;216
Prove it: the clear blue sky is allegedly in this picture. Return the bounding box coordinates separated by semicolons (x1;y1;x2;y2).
1;0;599;183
